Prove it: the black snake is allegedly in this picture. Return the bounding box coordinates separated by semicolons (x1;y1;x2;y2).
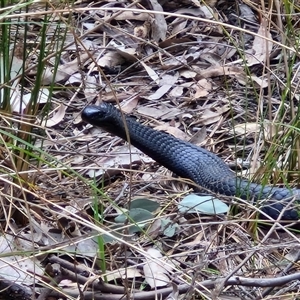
81;102;300;221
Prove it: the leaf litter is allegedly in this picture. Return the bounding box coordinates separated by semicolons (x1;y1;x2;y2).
2;0;300;299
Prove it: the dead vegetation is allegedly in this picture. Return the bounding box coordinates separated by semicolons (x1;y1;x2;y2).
0;0;300;299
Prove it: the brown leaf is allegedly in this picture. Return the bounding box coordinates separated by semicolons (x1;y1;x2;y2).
108;11;150;21
42;53;91;84
102;268;142;282
196;66;243;79
192;78;212;99
121;97;140;114
148;0;167;42
145;73;179;100
115;47;138;62
143;248;174;288
87;145;153;178
159;37;193;49
200;52;222;66
189;126;207;144
245;19;273;66
42;104;67;127
134;23;150;38
198;105;230;125
155;124;189;141
169;86;184;98
234;72;269;88
179;69;197;79
174;7;204;15
96;50;125;68
140;61;160;83
137;105;181;120
170;18;188;36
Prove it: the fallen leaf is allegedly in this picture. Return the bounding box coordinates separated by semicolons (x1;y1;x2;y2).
115;47;138;62
147;219;162;238
137;106;166;118
134;23;150;38
87;145;153;178
149;0;167;41
189;126;207;144
106;11;150;21
140;61;160;83
103;268;142;282
178;194;229;214
130;198;160;212
192;78;212;99
137;105;181;120
169;86;184;98
230;120;278;139
197;66;243;79
171;18;188;36
245;19;273;66
174;7;204;16
70;155;84;165
67;72;82;85
121;96;140;113
96;50;125;68
161;218;179;237
239;3;257;23
42;104;67;127
42;52;91;84
159;37;193;50
200;5;215;19
11;88;50;113
0;235;44;285
234;72;269;88
179;69;197;79
200;52;221;66
250;75;269;88
84;74;98;101
145;73;179;100
155;124;189;141
143;248;173;288
198;105;230;125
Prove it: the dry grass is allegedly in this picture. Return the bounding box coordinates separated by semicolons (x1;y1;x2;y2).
0;0;300;299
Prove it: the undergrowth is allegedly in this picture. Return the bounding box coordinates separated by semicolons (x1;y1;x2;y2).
0;0;300;299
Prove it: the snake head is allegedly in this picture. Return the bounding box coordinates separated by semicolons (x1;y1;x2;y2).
81;103;116;127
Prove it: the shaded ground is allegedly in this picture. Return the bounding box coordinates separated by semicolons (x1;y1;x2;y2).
1;0;300;299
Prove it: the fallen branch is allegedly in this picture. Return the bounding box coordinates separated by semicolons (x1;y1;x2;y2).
45;271;300;300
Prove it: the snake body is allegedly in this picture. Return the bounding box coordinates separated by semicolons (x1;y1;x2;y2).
81;103;300;220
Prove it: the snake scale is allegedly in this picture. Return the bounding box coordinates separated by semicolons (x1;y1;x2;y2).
81;102;300;221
